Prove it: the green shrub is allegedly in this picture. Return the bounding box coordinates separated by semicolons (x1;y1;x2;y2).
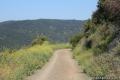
70;33;84;49
31;34;48;46
84;20;96;34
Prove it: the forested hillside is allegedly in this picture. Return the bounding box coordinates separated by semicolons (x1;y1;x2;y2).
0;19;84;50
70;0;120;79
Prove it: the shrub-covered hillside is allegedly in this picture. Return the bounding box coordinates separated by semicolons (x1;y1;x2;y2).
0;19;84;51
71;0;120;79
0;39;70;80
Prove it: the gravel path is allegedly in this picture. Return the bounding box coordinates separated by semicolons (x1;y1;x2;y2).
26;49;89;80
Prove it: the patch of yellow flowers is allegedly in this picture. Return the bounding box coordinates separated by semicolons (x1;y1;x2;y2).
0;43;70;80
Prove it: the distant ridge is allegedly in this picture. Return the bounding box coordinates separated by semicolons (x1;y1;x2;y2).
0;19;85;50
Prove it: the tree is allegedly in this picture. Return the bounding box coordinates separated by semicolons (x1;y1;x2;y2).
92;0;120;25
104;0;120;24
31;34;48;46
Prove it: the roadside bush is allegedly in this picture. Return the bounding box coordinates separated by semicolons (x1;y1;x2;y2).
88;24;115;55
70;33;84;49
31;34;48;46
84;20;96;34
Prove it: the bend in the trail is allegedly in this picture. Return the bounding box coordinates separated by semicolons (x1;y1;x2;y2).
26;49;89;80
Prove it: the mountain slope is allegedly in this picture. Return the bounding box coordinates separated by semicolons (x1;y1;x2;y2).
70;0;120;78
0;19;84;50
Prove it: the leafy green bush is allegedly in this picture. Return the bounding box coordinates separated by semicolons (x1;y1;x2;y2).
85;23;115;55
84;20;96;34
31;34;48;46
70;33;84;49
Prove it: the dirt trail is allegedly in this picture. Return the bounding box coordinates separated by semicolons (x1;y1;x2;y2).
26;49;89;80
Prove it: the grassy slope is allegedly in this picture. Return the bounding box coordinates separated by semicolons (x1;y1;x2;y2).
73;45;93;76
73;45;120;78
0;43;70;80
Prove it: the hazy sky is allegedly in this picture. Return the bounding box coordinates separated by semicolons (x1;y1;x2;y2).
0;0;98;21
